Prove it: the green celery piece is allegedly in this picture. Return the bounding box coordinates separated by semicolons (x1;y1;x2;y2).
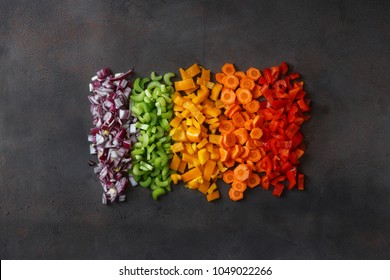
133;163;145;176
163;73;175;86
140;161;153;171
147;80;161;91
150;168;160;177
152;87;162;100
149;112;158;126
157;149;168;166
151;71;163;81
152;187;166;200
140;77;150;89
157;97;166;107
159;119;170;132
153;157;162;169
161;111;173;120
161;166;170;177
139;177;152;188
133;78;144;93
155;175;169;187
154;126;164;139
130;91;145;102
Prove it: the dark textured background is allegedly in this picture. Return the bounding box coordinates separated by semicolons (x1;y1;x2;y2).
1;0;389;259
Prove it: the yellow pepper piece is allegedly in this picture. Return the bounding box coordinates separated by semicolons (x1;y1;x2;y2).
215;99;225;109
177;161;187;173
200;68;210;81
173;94;186;106
188;103;206;124
179;67;191;80
172;129;188;142
205;117;219;125
187;178;200;189
191;143;198;153
185;143;195;155
207;183;218;194
196;77;215;89
198;148;210;165
203;160;216;181
203;107;222;118
198;179;210;195
217;161;227;173
181;167;202;182
211;147;220;160
170;174;181;184
175;78;196;91
207;190;220;202
196;138;208;149
209;122;220;131
170;153;181;171
173;105;185;112
170;116;182;128
185;63;201;77
192;87;209;105
209;134;222;145
210;83;223;101
186;126;201;142
171;142;185;153
205;142;214;153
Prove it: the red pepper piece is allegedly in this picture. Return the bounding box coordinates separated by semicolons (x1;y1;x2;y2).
298;173;305;190
280;62;288;75
285;123;300;139
272;183;284;197
286;168;297;190
276;140;292;149
261;175;270;190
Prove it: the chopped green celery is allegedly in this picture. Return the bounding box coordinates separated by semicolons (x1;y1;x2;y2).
134;142;142;149
157;150;168;166
152;187;166;200
150;168;161;177
134;154;143;161
161;111;173;119
149;134;156;144
161;94;172;103
140;161;153;171
155;175;169;187
135;102;151;114
136;123;149;130
161;166;170;177
147;80;161;90
142;133;149;147
166;85;174;94
143;96;152;103
152;87;162;100
140;77;150;88
167;103;174;110
131;106;142;117
157;97;166;107
156;102;162;116
151;126;157;133
150;151;158;162
133;163;145;176
154;157;162;169
151;71;163;81
144;89;152;98
163;72;175;86
133;78;144;93
155;126;164;138
159;119;170;131
133;175;142;182
158;136;168;144
149;113;158;126
160;84;167;93
130;91;145;102
131;148;144;157
161;106;167;113
162;143;171;149
139;177;152;188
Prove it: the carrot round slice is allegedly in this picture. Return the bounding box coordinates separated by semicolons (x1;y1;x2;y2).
236;88;252;105
229;188;244;201
234;164;250;181
232;180;247;192
240;77;255;90
247;173;261;188
222;63;236;76
246;67;261;81
250;127;263;139
223;75;239;90
232;112;245;128
219;120;235;134
216;72;225;84
232;128;248;145
245;100;260;113
220;88;236;105
221;133;236;149
223;170;235;184
248;149;262;162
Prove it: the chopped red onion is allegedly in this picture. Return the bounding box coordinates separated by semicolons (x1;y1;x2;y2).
88;67;135;204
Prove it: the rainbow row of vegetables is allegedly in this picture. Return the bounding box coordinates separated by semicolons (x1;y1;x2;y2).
88;62;311;204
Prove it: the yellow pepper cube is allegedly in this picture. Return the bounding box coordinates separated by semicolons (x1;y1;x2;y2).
207;183;218;194
198;148;210;165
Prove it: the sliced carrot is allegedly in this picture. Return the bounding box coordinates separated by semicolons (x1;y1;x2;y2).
229;188;244;201
234;71;246;80
248;149;262;162
215;72;226;84
223;75;239;90
241;111;250;122
222;63;236;76
219;147;230;162
224;104;241;118
245;138;258;150
232;180;247;192
221;133;236;149
250;127;263;139
232;112;245;128
246;160;257;172
220;88;236;105
240;77;255;90
246;67;261;81
224;158;235;168
230;144;242;160
244;119;254;131
240;146;250;159
234;164;251;181
245;100;260;113
247;173;261;188
232;128;249;145
223;170;235;184
218;119;235;134
252;84;262;99
236;88;252;105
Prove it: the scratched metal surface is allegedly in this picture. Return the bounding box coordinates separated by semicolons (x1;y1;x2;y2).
1;0;389;259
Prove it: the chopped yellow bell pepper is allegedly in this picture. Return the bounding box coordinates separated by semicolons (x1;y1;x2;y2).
170;153;181;171
206;190;220;202
207;183;218;194
209;134;222;145
210;83;223;101
198;148;210;165
203;160;216;181
181;167;202;182
196;138;208;149
186;126;201;142
171;142;185;153
170;174;182;184
185;63;201;77
175;78;196;91
200;68;210;81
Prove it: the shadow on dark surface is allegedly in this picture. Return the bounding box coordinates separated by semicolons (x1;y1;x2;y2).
0;0;389;259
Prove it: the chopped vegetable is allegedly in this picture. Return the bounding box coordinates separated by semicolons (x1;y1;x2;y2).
128;71;176;200
88;67;135;204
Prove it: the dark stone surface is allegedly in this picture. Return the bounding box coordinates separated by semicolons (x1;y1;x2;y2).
1;0;389;259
